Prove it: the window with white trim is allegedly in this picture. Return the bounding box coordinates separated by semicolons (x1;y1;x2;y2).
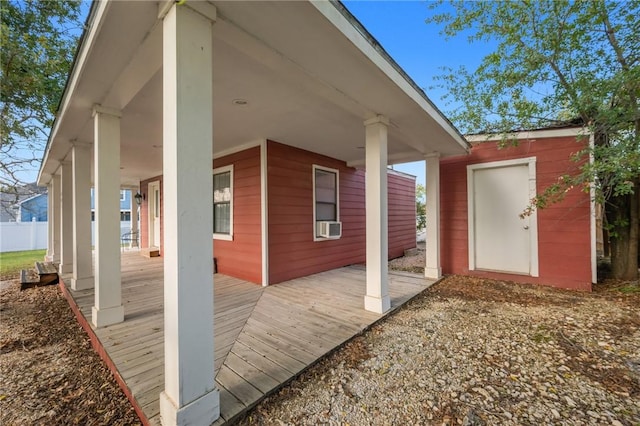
213;165;233;240
313;165;339;239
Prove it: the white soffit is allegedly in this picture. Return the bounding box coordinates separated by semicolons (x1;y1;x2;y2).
39;0;468;186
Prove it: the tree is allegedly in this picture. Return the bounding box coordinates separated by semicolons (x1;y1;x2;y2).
416;183;426;231
428;0;639;280
0;0;83;202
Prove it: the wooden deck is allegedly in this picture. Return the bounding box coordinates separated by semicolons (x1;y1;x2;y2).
61;253;434;425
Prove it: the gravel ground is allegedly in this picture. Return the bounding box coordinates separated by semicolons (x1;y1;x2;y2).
241;249;640;426
1;248;638;426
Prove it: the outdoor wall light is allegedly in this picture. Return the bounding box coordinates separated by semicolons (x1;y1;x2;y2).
134;192;144;206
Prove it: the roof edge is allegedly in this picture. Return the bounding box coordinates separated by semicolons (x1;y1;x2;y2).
17;193;47;206
325;1;469;152
466;126;589;143
387;168;416;180
38;0;102;185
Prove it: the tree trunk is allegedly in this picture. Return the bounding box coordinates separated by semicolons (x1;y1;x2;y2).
607;180;639;280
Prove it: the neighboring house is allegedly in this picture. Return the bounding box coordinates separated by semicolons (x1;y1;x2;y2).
90;189;134;222
440;125;595;291
0;183;46;222
18;193;48;222
15;189;134;222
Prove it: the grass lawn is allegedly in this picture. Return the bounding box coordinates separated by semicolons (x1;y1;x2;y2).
0;249;47;279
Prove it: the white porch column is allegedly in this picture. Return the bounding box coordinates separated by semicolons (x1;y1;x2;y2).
159;3;219;426
424;153;442;279
129;188;139;249
364;116;391;314
51;173;61;263
59;161;73;274
91;106;124;328
46;182;54;261
71;144;94;290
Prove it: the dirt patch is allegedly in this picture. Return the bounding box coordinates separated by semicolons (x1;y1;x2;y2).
0;281;141;426
428;275;590;307
593;279;640;308
555;329;640;397
341;337;372;369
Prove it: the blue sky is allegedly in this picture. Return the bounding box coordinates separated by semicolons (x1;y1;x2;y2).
343;1;489;186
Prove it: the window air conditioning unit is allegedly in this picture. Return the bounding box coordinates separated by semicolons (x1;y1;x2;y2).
317;221;342;239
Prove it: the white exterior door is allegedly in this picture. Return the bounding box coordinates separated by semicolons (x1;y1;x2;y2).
468;158;539;276
149;181;161;248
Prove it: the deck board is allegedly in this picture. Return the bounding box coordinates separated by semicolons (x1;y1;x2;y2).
230;340;295;383
235;332;307;374
216;382;247;423
63;252;434;425
216;365;263;408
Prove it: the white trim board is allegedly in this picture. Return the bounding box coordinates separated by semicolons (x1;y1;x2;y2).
467;157;539;277
589;134;597;284
212;165;234;241
387;168;416;179
38;1;110;185
260;140;269;286
213;140;263;161
147;180;161;249
312;164;340;242
466;127;586;143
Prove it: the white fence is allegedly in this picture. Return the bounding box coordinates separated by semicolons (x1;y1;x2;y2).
0;221;134;253
0;221;48;252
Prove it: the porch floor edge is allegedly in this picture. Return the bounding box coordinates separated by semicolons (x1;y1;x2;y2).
57;255;435;426
57;278;150;426
226;270;440;425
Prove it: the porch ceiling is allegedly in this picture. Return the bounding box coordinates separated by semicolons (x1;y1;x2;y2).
38;0;469;186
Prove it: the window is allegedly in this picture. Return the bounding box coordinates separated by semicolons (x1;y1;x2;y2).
213;165;233;240
313;165;339;239
120;211;131;221
120;190;126;201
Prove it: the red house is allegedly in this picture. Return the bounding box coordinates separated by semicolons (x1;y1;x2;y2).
138;140;418;286
440;126;596;291
36;2;469;423
34;1;597;423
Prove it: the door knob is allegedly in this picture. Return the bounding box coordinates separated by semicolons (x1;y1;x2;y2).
523;225;529;230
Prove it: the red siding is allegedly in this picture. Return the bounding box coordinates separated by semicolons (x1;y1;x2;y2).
440;135;592;291
137;142;417;286
388;171;417;259
137;148;263;285
139;175;163;255
213;147;262;284
267;141;416;284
